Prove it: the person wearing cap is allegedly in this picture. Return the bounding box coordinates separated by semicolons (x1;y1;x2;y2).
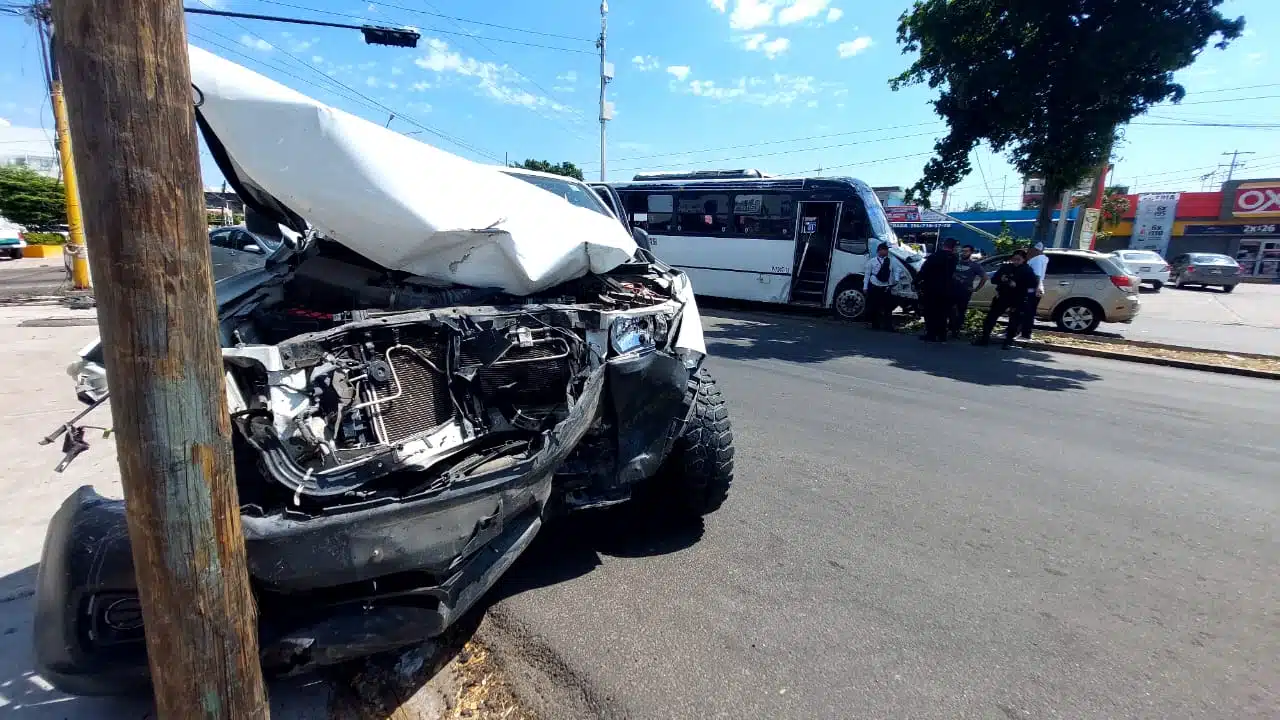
1019;242;1050;339
916;237;959;342
949;243;988;339
863;241;904;330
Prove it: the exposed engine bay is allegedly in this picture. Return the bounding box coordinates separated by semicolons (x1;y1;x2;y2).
200;243;699;508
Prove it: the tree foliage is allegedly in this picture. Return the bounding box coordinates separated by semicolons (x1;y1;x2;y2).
890;0;1244;241
1100;187;1132;226
0;166;66;229
508;159;585;181
964;200;994;212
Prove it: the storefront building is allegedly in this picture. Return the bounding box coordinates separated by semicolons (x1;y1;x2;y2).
1100;178;1280;281
886;205;954;252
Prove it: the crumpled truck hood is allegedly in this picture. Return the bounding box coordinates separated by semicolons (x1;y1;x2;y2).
187;45;637;296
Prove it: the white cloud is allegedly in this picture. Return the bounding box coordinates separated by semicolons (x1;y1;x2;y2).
240;35;273;52
667;65;692;81
1246;52;1264;65
288;38;315;52
806;100;818;108
311;55;324;64
0;117;10;128
761;37;790;58
742;33;789;58
557;70;579;83
778;0;830;25
618;140;653;152
392;66;404;76
709;0;728;10
826;7;843;22
678;73;818;106
632;55;661;71
387;81;398;89
837;36;873;58
366;76;380;87
414;38;570;112
1242;28;1255;38
730;0;776;30
411;81;432;91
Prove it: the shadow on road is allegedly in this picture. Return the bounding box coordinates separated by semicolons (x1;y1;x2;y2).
489;503;704;605
698;300;1103;392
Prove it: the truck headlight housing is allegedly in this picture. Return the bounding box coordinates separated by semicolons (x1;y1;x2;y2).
609;313;671;356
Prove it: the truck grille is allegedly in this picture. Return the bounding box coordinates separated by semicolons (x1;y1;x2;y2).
368;339;453;445
461;339;573;408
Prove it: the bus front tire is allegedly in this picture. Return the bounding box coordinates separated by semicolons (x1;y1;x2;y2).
833;280;867;321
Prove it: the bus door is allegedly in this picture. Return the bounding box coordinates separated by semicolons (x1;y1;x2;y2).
790;201;840;305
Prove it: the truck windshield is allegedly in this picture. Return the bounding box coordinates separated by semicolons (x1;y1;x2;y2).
501;171;611;217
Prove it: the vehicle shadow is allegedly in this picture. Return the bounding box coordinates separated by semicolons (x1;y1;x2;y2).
697;300;1103;392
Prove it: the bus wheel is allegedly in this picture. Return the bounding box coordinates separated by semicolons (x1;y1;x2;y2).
833;282;867;321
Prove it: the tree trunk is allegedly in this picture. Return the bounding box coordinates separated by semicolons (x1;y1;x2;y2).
49;0;270;717
1033;177;1059;246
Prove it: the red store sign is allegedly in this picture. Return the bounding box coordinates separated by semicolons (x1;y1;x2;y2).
1232;182;1280;218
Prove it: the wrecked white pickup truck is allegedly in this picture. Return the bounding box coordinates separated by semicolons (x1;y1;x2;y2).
34;46;734;695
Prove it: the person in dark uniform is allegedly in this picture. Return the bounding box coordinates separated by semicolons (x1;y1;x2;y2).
949;244;988;339
974;249;1038;349
917;237;959;342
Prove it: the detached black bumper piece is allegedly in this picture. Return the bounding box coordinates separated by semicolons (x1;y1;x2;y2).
33;368;603;696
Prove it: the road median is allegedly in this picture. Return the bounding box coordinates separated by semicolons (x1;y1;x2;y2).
1020;330;1280;380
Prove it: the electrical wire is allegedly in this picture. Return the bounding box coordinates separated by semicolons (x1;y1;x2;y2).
579;121;944;167
189;3;501;161
609;130;940;175
408;0;595;143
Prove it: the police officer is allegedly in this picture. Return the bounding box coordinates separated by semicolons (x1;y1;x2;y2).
974;249;1038;349
917;237;959;342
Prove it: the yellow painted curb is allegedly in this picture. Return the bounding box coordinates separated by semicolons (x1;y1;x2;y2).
23;245;66;259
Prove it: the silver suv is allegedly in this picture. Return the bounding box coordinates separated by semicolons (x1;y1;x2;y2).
969;249;1141;333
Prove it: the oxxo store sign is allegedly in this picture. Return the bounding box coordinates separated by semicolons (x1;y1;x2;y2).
1222;179;1280;219
1213;179;1280;281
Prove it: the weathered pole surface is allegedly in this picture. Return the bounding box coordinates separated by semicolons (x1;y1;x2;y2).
47;0;269;717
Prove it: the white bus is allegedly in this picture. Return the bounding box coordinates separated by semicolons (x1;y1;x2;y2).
598;172;924;320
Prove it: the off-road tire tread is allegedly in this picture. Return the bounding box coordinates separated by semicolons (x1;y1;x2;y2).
668;368;734;515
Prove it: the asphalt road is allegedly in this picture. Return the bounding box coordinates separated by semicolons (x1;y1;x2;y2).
488;309;1280;720
0;257;68;298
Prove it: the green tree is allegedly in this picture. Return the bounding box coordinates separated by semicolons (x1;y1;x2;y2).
0;166;67;228
508;159;585;181
890;0;1243;244
963;200;994;212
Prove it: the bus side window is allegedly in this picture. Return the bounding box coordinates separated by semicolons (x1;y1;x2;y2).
676;193;731;235
640;193;675;233
836;199;871;254
732;193;793;239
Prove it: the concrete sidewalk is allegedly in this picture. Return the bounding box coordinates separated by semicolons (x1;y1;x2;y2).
0;303;335;717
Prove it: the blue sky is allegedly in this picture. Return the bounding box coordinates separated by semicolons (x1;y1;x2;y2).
2;0;1277;210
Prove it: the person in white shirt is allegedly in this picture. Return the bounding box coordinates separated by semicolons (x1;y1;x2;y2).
1020;242;1050;339
863;242;905;330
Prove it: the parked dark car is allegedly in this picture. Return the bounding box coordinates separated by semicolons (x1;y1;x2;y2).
1169;252;1242;292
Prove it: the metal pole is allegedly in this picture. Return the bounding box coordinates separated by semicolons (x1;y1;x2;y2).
42;28;91;289
598;0;608;182
49;0;269;714
1051;189;1071;248
1222;149;1254;183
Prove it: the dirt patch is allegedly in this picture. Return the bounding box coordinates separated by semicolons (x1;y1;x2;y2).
327;636;533;720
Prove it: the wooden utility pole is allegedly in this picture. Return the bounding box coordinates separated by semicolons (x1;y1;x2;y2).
47;1;269;717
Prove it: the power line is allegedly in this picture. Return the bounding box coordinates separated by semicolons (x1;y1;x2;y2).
189;8;501;161
409;0;595;143
254;0;595;52
1166;94;1280;107
579;120;943;166
778;151;936;177
608;129;940;175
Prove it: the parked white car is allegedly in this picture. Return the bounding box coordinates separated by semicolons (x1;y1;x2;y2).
1110;249;1171;290
1;216;27;259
